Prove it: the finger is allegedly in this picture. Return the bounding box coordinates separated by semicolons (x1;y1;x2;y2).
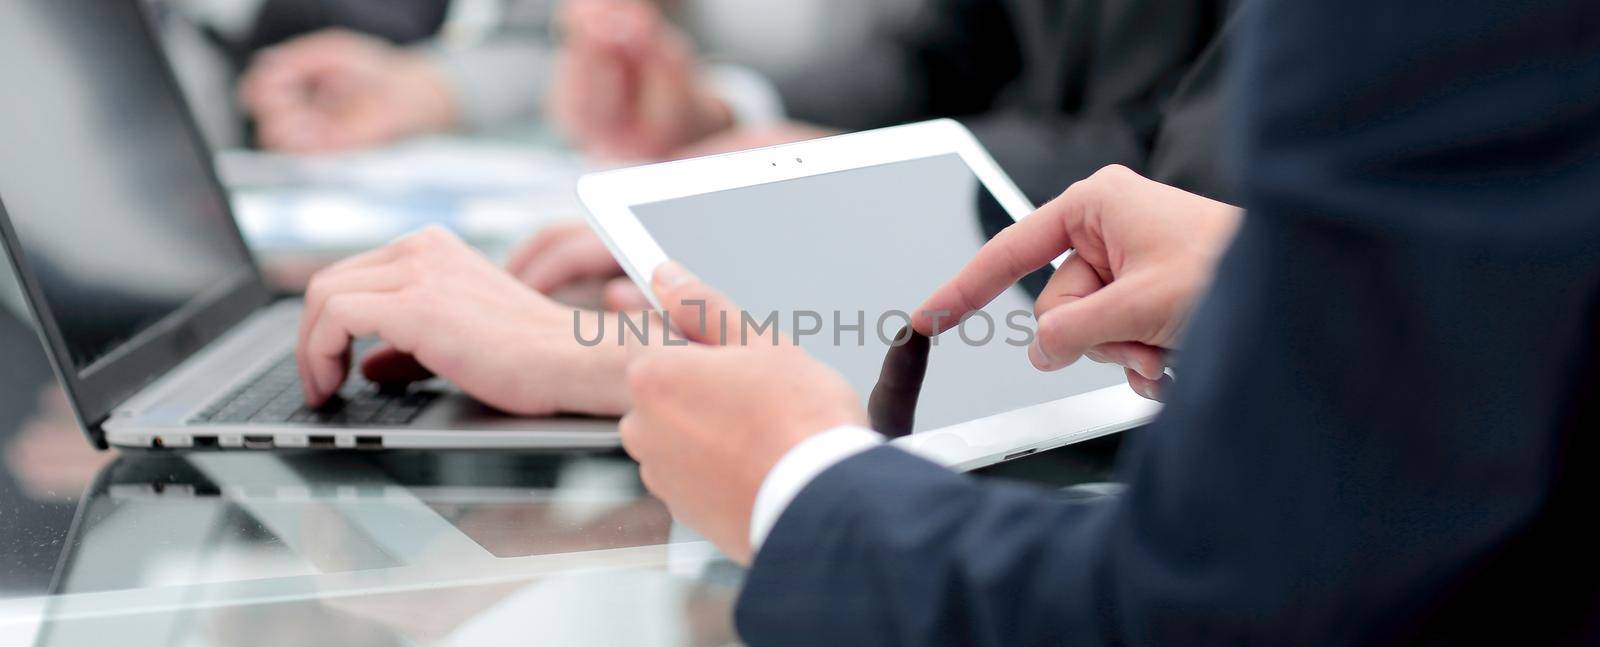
603;276;651;311
1125;367;1163;401
256;29;368;70
359;342;435;385
634;26;697;154
559;45;633;154
1029;276;1162;372
651;261;745;345
1087;341;1167;381
617;411;647;461
317;230;433;278
595;0;659;54
565;8;638;130
512;230;621;293
256;112;331;152
1033;252;1105;319
301;293;420;406
593;4;674;155
239;55;315;112
239;66;307;116
295;262;412;392
559;0;624;42
308;227;459;287
240;31;364;108
314;108;404;152
297;264;415;360
913;181;1105;334
505;221;590;276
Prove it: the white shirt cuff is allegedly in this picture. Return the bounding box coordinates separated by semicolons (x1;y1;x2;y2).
749;425;884;554
704;63;786;128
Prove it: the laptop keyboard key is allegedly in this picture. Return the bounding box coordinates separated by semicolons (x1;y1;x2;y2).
191;341;439;427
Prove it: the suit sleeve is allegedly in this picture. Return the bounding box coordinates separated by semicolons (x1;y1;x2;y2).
734;1;1600;645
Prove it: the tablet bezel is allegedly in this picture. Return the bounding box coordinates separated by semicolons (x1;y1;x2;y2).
576;119;1158;469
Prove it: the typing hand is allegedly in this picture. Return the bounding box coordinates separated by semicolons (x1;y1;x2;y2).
915;165;1242;401
239;29;457;153
621;262;867;564
295;227;631;416
549;0;732;159
505;221;650;310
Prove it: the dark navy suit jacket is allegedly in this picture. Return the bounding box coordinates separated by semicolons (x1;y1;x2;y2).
736;1;1600;644
775;0;1238;204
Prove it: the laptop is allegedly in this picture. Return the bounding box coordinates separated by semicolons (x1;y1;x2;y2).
0;0;617;451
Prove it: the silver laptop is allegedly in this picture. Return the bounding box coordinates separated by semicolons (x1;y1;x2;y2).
0;0;617;451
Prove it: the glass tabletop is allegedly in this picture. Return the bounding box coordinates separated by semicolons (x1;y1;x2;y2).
0;195;1125;647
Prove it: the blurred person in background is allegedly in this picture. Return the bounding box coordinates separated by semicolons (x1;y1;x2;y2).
150;0;455;148
508;0;1239;311
233;0;900;153
236;0;550;152
551;0;1239;204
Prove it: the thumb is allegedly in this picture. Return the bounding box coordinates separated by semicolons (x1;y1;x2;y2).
652;261;744;345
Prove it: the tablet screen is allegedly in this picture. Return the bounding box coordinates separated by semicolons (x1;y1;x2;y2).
630;153;1125;433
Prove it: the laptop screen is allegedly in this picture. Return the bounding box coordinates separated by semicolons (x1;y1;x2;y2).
0;1;256;375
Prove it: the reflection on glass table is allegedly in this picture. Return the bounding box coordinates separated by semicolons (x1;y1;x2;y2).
2;256;1127;646
3;450;740;647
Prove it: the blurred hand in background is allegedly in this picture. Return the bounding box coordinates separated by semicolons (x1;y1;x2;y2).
667;121;837;158
550;0;732;159
504;220;651;311
239;29;459;153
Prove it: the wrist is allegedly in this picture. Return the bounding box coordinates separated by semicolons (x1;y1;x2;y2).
552;310;636;416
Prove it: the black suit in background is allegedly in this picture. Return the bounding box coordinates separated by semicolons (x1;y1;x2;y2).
245;0;450;51
736;0;1600;644
775;0;1238;204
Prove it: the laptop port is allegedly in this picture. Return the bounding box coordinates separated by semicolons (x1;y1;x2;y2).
1003;448;1039;461
193;436;219;448
242;435;274;449
355;436;383;450
308;435;336;449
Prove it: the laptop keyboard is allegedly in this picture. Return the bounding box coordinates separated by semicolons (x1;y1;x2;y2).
191;342;438;426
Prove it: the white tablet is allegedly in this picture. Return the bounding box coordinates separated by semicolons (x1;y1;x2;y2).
577;119;1158;471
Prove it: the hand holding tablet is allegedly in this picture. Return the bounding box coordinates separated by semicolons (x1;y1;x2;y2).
576;120;1167;468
